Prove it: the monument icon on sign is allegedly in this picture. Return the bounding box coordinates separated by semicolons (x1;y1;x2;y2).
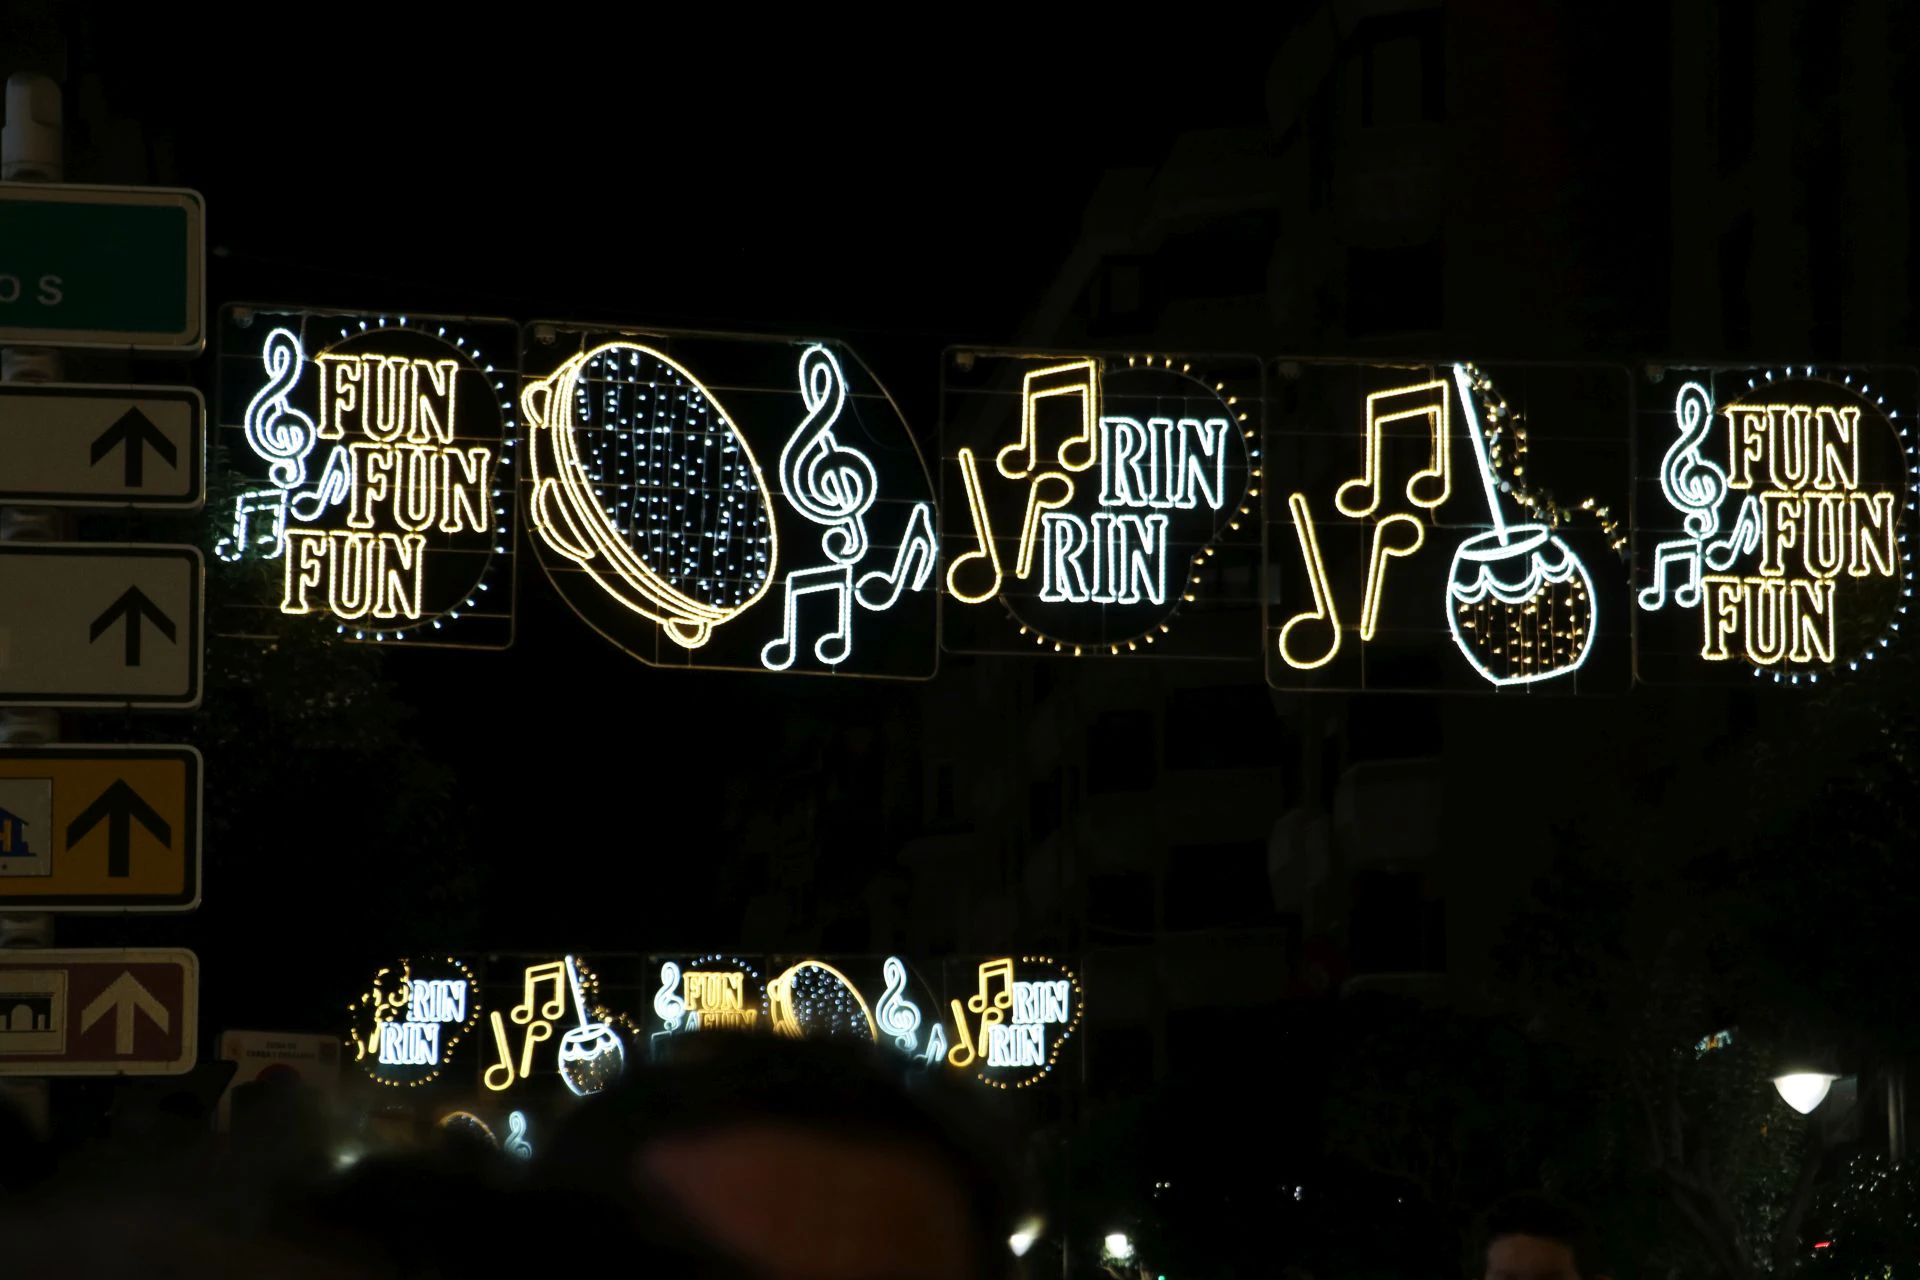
0;970;65;1054
0;779;53;877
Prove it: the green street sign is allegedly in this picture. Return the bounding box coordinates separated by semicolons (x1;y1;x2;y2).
0;183;204;352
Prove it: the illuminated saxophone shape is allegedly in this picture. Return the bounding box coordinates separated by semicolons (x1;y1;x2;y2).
524;342;778;649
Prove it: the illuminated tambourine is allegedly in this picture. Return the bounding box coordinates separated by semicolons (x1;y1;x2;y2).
768;960;875;1041
523;342;778;649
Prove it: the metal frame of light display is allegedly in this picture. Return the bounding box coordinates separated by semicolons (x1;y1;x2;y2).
212;308;517;648
941;349;1260;657
1266;360;1630;693
520;324;940;678
1633;365;1918;684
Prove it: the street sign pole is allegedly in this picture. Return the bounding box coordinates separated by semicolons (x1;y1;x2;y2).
0;67;68;1137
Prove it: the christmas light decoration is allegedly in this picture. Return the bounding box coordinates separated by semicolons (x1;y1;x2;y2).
217;312;515;646
945;351;1258;655
769;959;876;1041
347;957;479;1087
1277;363;1603;687
1637;367;1914;681
943;956;1083;1089
524;341;777;650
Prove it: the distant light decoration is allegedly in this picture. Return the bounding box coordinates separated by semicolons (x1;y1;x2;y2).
483;955;636;1095
522;328;938;678
944;351;1258;656
504;1110;533;1159
945;956;1083;1089
437;1110;497;1148
557;954;626;1096
651;955;768;1057
1695;1028;1737;1057
347;957;478;1087
1277;363;1606;688
214;311;516;647
1636;367;1914;682
769;959;876;1042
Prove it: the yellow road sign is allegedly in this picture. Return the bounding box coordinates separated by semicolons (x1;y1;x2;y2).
0;746;201;911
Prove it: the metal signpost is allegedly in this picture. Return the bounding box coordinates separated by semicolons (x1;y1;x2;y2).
0;745;202;911
0;183;204;352
0;948;197;1075
0;384;203;507
0;71;210;1114
0;544;202;708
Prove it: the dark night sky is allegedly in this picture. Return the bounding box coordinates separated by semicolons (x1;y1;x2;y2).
63;7;1314;954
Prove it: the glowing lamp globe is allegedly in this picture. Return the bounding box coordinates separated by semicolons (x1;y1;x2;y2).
1773;1071;1839;1115
1103;1232;1134;1262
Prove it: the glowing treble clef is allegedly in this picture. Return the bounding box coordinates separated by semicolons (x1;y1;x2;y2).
504;1110;533;1159
1640;381;1731;611
875;955;922;1053
781;345;877;564
244;328;319;489
653;961;686;1032
1663;382;1727;541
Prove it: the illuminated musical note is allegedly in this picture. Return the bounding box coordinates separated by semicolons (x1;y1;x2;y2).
945;998;978;1069
856;503;938;611
483;1011;516;1092
1639;540;1705;611
511;961;569;1026
1336;379;1451;518
996;361;1099;582
214;487;290;562
1360;514;1426;641
1706;494;1762;571
945;448;1003;604
995;359;1100;480
504;1111;533;1159
289;443;352;522
761;563;853;670
875;955;922;1053
244;327;318;489
1277;492;1343;670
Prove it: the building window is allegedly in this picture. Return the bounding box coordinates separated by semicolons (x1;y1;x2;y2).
1347;238;1444;337
1164;842;1274;930
1087;873;1155;935
1359;11;1445;128
1087;709;1157;794
1165;684;1282;770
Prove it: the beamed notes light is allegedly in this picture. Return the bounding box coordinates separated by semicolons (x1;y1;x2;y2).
1634;366;1917;684
942;955;1083;1090
941;351;1259;656
1267;361;1631;694
521;325;939;678
214;309;517;648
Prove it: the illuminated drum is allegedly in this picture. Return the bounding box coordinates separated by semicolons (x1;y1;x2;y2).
524;342;777;649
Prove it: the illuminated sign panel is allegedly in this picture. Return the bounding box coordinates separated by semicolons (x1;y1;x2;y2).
347;957;478;1087
1634;366;1916;684
214;309;516;647
1265;361;1630;693
941;350;1260;656
521;325;938;678
480;955;636;1098
649;955;769;1056
941;956;1082;1089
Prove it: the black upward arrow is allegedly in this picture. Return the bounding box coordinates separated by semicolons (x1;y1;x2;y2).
89;586;177;667
66;779;172;878
89;407;178;489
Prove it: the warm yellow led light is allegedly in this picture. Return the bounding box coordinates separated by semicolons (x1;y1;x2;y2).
1360;514;1425;642
1335;380;1450;518
1277;492;1341;670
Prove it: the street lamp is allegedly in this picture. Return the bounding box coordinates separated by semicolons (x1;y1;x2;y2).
1103;1232;1135;1262
1773;1071;1841;1115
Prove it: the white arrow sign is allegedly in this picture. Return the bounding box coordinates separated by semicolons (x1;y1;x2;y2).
80;971;171;1055
0;544;202;708
0;384;204;508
